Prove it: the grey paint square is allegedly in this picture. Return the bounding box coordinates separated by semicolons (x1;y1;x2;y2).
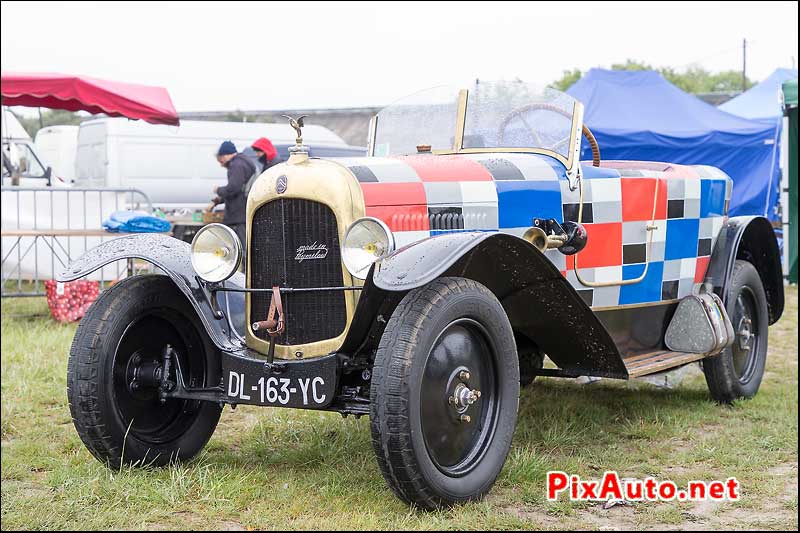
368;161;422;182
699;217;714;239
592;285;621;307
592;201;622;223
663;259;682;280
424;182;462;205
667;179;685;199
623;221;647;244
544;249;566;271
678;278;695;298
566;267;593;284
684;198;701;218
462;205;499;230
559;179;584;203
650;241;666;262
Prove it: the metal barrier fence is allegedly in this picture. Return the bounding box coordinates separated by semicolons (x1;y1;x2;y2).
1;187;154;297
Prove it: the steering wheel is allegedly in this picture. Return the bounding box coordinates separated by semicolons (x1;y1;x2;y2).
497;102;601;167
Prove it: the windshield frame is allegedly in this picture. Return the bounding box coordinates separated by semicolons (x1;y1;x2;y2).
367;87;584;172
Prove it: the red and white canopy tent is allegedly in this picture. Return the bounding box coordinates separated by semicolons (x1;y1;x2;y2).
1;72;179;126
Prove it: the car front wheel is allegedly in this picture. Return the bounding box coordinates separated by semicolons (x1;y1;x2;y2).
67;275;222;468
370;277;520;509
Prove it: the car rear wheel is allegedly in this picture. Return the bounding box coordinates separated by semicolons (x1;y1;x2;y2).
67;275;222;468
702;260;769;404
370;277;519;509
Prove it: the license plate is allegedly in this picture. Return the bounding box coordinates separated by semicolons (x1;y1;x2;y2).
223;353;338;408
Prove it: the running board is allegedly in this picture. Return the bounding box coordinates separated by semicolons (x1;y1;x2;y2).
624;350;707;378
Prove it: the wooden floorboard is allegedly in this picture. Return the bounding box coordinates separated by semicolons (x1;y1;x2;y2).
625;351;706;378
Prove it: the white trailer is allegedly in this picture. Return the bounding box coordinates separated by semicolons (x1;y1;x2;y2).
34;125;79;183
74;118;364;211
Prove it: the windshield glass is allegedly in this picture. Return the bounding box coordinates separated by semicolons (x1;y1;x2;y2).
2;141;47;179
371;81;579;161
372;85;461;156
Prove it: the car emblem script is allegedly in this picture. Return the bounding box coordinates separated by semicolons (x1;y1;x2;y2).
295;242;328;263
276;175;288;194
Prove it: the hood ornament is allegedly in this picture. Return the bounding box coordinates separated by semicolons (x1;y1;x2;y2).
282;114;309;156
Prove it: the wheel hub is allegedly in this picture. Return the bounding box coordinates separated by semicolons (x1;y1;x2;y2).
737;316;753;351
449;381;481;415
126;351;164;398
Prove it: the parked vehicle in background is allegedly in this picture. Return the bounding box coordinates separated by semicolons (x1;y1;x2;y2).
34;125;79;183
1;107;61;187
74;118;366;211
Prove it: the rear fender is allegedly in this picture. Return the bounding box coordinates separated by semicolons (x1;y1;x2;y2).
705;216;784;324
57;234;246;351
344;232;628;378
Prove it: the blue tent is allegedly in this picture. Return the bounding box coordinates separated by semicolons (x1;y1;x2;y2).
568;69;780;219
719;68;797;120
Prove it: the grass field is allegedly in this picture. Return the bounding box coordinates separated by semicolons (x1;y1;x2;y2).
1;288;797;530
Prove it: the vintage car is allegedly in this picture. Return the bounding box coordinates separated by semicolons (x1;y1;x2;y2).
59;81;784;510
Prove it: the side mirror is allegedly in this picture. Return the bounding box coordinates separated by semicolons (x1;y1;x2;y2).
43;166;53;187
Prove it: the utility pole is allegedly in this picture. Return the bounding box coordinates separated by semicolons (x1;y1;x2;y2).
742;38;747;92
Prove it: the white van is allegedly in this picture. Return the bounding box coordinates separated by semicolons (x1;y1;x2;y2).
1;107;63;187
35;125;79;183
74;118;365;210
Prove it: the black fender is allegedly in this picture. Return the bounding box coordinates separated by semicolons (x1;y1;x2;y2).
705;216;784;324
57;234;246;352
343;232;628;378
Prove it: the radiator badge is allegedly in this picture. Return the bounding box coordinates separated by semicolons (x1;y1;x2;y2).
276;175;288;194
295;242;329;263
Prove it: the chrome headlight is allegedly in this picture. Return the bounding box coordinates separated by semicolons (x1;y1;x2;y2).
342;217;395;279
190;223;242;283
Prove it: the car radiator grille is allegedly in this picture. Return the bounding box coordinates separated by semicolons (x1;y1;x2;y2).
249;199;346;345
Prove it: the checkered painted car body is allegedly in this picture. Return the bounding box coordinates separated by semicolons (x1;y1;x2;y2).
332;153;732;310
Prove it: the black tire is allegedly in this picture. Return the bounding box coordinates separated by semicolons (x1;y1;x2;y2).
67;274;222;468
370;277;519;510
702;260;769;403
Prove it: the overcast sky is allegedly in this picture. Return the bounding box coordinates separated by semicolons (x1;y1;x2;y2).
2;1;797;113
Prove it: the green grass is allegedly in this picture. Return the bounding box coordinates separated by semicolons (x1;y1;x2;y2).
1;288;797;530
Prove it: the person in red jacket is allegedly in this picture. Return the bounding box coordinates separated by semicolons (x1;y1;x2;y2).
252;137;278;168
241;137;279;197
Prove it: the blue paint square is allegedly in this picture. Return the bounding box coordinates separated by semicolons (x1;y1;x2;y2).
619;261;664;305
496;180;562;228
665;218;700;260
700;179;727;218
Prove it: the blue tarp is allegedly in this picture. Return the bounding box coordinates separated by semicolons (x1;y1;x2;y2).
568;69;780;219
719;68;797;120
103;211;172;233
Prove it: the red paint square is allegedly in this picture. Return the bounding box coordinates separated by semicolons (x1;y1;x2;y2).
694;255;711;283
621;178;667;221
399;155;493;182
361;182;426;207
567;222;622;269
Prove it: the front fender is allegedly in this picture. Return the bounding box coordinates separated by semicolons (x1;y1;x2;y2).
57;234;246;352
362;232;627;378
705;216;784;324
